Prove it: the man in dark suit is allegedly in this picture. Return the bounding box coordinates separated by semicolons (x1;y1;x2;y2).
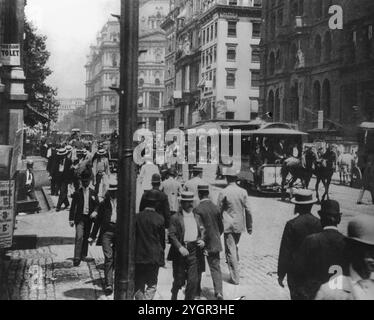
56;147;73;212
167;192;206;300
296;200;347;300
135;189;166;300
194;184;224;300
139;173;170;229
18;160;37;201
277;189;322;300
69;170;99;267
89;178;118;295
47;144;59;196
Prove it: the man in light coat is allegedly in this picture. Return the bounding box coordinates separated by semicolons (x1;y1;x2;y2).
161;168;182;216
217;168;253;285
184;166;208;208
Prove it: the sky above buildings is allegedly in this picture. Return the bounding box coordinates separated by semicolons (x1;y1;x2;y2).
25;0;120;99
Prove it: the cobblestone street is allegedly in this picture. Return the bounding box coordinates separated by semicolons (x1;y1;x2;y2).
0;181;373;300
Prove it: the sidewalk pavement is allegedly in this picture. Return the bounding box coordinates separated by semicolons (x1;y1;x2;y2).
0;188;289;300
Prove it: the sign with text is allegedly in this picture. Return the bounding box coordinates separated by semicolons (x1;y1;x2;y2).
0;44;21;66
0;180;15;249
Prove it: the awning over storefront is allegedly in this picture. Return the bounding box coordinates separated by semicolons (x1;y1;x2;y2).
24;104;50;126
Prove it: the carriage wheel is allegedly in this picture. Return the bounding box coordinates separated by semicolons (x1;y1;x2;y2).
350;166;362;189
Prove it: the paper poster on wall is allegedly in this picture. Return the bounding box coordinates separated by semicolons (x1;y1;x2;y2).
0;180;15;249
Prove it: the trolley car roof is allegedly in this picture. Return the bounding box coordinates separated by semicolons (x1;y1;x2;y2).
247;128;308;136
359;122;374;130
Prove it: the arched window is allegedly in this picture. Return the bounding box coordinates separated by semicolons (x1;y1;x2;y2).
111;53;118;67
139;78;144;87
314;35;322;64
155;78;161;86
268;90;275;119
290;43;297;69
314;0;323;18
276;49;282;69
323;32;332;61
269;52;275;75
313;81;321;111
322;79;331;118
275;89;281;121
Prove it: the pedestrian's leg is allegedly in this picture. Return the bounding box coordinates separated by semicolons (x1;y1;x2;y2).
81;218;92;259
144;264;159;300
224;233;240;285
134;264;146;300
357;188;365;204
102;232;114;288
184;244;198;300
207;252;223;297
74;221;84;263
234;233;241;262
171;259;184;300
57;182;68;209
370;186;374;204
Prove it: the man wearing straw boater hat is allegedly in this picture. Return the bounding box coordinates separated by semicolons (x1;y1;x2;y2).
167;191;206;300
277;189;322;300
89;176;118;295
296;200;347;299
316;214;374;300
217;167;252;286
56;147;73;212
69;170;99;267
134;189;166;300
194;184;224;300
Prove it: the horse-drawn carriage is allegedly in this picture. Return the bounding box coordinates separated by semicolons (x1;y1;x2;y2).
351;122;374;188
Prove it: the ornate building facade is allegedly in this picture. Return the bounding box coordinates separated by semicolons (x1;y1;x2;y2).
85;0;169;135
161;0;262;130
260;0;374;143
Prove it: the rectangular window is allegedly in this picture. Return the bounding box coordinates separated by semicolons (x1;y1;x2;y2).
228;21;237;37
226;112;235;120
226;70;236;88
251;45;260;63
252;22;261;38
227;47;236;61
213;46;217;62
251;70;260;88
213;70;216;89
149;92;160;109
202;30;206;45
207;27;210;42
215;22;218;38
229;0;238;5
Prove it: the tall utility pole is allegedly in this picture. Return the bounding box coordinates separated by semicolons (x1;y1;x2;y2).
114;0;139;300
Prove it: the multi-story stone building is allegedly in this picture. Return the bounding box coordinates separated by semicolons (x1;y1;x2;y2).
57;98;85;123
260;0;374;144
85;0;169;135
161;0;262;130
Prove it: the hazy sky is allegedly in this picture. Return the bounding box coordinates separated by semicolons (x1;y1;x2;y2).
25;0;120;99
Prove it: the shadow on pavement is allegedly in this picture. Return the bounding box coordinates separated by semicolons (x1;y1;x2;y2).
63;288;98;300
11;235;75;250
37;237;75;247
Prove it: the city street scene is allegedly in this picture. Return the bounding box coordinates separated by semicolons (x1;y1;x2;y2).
0;0;374;302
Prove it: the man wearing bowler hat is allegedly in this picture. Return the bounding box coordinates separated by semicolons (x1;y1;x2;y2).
89;176;118;295
194;184;224;300
277;189;322;300
184;166;208;208
139;173;170;229
69;170;99;267
168;191;206;300
135;189;166;300
296;200;347;299
316;214;374;300
217;168;253;285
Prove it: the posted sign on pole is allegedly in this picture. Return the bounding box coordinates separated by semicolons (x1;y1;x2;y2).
0;181;15;249
0;44;21;66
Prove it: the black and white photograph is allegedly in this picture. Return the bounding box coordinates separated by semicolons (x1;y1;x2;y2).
0;0;374;305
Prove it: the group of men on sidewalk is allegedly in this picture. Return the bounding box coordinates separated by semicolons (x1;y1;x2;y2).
67;161;253;300
278;189;374;300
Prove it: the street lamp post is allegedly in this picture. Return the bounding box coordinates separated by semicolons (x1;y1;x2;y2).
114;0;139;300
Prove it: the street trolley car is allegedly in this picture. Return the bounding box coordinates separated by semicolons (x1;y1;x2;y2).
185;120;308;194
351;122;374;188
